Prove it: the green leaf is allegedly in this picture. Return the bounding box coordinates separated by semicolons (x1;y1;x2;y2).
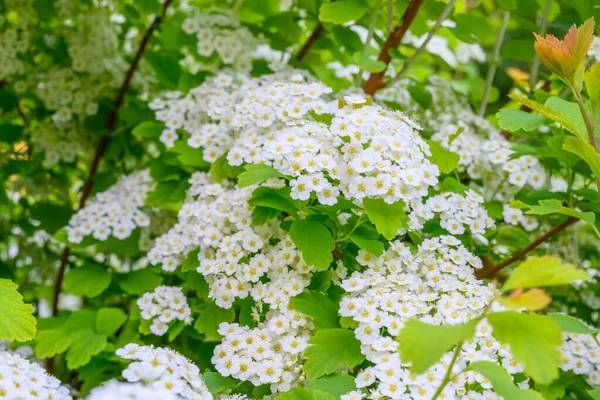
307;374;356;398
168;141;211;168
0;279;36;342
66;330;108;369
0;124;23;144
488;311;562;384
467;361;544;400
407;83;432;109
304;329;365;379
248;187;298;217
95;308;127;336
349;234;384;256
203;371;237;394
319;0;368;24
30;202;73;233
497;289;551;311
193;302;235;341
132;121;165;138
496;109;547;132
590;389;600;400
502;256;590;292
63;263;112;298
353;52;386;73
398;318;478;374
563;136;600;180
362;198;406;240
511;198;598;234
276;388;337;400
0;91;18;111
35;329;72;358
290;291;340;330
252;206;281;225
509;93;582;138
117;268;164;295
289;219;335;271
547;313;600;334
425;139;460;174
584;62;600;110
238;164;284;187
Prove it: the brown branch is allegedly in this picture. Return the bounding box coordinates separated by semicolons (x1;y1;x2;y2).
363;0;424;95
476;216;577;280
50;0;175;320
296;21;324;61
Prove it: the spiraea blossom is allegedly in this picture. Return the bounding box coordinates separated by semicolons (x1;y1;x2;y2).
409;190;495;235
137;286;192;336
0;2;31;81
116;344;212;400
559;328;600;386
149;173;314;309
67;169;155;243
502;204;540;232
86;381;179;400
0;351;72;399
339;237;528;399
212;309;313;393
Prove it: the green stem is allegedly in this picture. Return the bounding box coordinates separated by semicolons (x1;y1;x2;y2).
365;0;382;53
232;0;244;13
388;0;457;85
387;0;394;32
478;11;510;118
431;340;465;400
573;89;600;203
529;0;552;90
336;214;365;242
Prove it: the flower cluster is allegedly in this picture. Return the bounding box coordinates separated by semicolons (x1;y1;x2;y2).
138;286;192;336
116;344;212;400
181;12;258;72
86;381;179;400
0;3;31;81
560;330;600;386
339;237;529;399
502;204;539;232
212;309;313;393
409;190;495;235
149;173;314;309
33;121;85;164
67;169;155;243
0;351;72;399
404;31;485;68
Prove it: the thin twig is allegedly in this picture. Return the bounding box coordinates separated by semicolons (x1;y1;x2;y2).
573;89;600;202
387;0;394;32
295;22;324;61
364;0;382;53
478;11;510;117
50;0;175;319
529;0;552;90
388;0;457;85
363;0;425;95
477;216;577;279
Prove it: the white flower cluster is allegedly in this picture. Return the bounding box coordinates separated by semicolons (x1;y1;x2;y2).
149;173;314;309
33;121;84;164
0;351;72;400
339;237;529;399
404;32;485;68
0;5;30;81
589;37;600;62
67;169;155;243
138;286;192;336
560;331;600;386
502;204;539;232
116;344;212;400
212;309;313;393
410;190;495;235
86;380;179;400
181;12;258;72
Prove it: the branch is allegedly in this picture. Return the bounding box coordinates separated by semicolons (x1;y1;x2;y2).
476;216;577;279
50;0;175;318
296;21;324;61
363;0;424;96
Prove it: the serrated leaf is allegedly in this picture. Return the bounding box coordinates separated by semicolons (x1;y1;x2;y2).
497;288;551;311
319;0;368;24
547;313;600;334
290;291;340;330
353;52;386;73
502;256;590;292
238;164;284;187
585;63;600;110
66;330;108;369
398;318;478;374
303;329;365;379
193;302;235;341
35;329;72;359
496;108;547;132
95;308;127;336
468;361;544;400
289;219;334;271
0;279;36;342
512;198;598;235
349;234;384;256
362;198;406;240
425;139;460;174
563;136;600;180
248;187;298;218
63;263;112;298
488;311;562;384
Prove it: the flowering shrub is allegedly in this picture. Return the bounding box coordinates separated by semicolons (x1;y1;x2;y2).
1;1;600;400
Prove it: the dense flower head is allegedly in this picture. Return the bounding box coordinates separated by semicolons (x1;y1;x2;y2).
560;327;600;386
86;380;180;400
33;121;85;164
212;309;313;393
116;344;212;400
149;172;314;309
138;286;192;336
0;4;31;81
67;169;155;243
502;204;539;232
338;237;530;399
0;351;72;400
